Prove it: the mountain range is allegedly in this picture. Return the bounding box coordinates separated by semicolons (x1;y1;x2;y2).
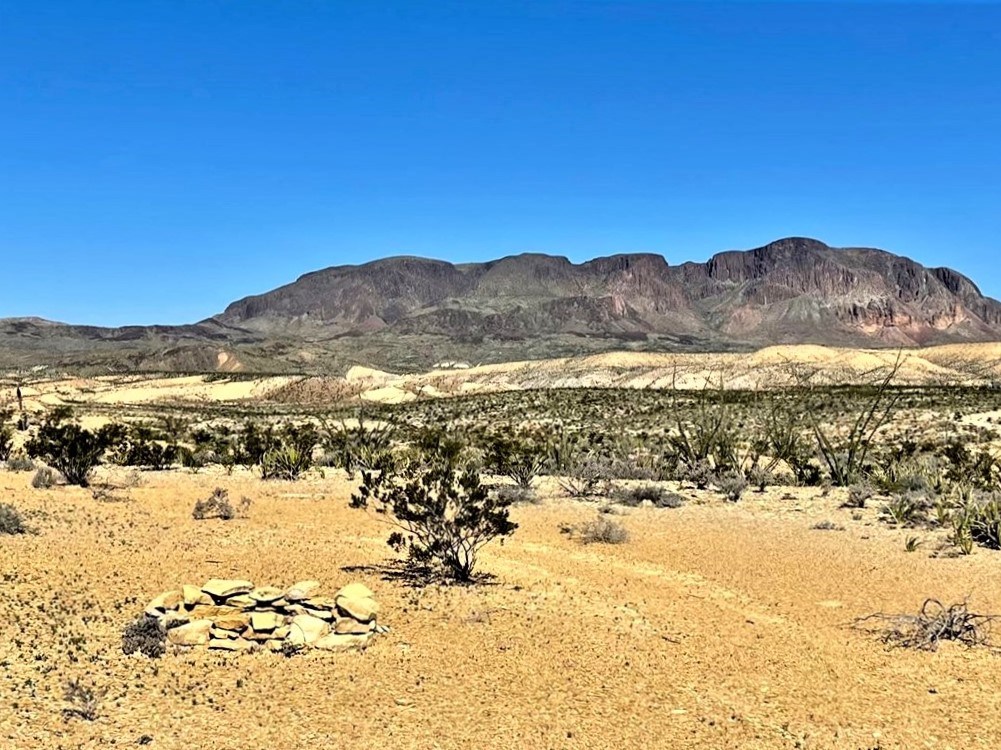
2;237;999;374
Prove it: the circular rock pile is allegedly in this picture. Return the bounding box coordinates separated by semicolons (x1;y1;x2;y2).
143;579;383;653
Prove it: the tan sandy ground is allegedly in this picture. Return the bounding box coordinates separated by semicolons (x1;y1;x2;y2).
2;469;1000;749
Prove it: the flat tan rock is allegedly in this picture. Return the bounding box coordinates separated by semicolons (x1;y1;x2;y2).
313;632;373;652
334;583;379;622
334;617;376;635
250;586;284;603
145;590;182;616
228;594;256;609
208;637;253;652
167;619;212;646
214;612;251;631
182;584;212;607
304;596;337;611
202;579;254;599
303;606;334;621
250;611;284;632
285;580;321;601
287;614;329;645
187;604;241;620
210;626;239;640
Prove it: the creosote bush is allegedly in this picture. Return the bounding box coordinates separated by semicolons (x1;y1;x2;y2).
351;442;517;582
25;410;122;487
122;616;166;658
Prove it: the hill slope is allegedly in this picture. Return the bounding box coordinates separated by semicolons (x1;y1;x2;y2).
2;238;999;373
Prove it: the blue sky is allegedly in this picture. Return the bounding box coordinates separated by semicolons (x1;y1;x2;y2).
1;1;999;326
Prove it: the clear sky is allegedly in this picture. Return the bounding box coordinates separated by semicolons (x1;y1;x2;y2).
1;1;999;326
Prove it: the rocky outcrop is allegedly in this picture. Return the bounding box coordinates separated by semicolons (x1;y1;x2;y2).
141;579;385;654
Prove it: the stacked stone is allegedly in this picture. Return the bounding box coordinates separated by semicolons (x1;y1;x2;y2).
144;579;382;653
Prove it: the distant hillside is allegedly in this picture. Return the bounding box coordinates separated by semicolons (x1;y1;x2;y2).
2;238;1000;373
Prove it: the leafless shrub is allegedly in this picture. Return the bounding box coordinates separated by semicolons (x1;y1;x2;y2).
62;678;105;721
854;599;997;651
574;515;629;545
192;487;239;520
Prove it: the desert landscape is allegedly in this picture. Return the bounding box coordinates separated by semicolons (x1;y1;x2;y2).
3;345;1001;749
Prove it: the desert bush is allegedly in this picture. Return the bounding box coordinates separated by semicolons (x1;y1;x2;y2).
557;454;611;498
62;678;104;721
25;412;122;487
121;616;166;658
5;451;34;472
0;503;29;535
0;427;11;463
492;484;539;505
31;466;57;489
843;482;874;509
612;482;660;506
879;491;931;527
718;472;748;502
350;442;517;582
798;357;902;485
665;383;741;477
676;458;716;490
576;515;629;545
109;424;178;470
192;487;238;520
320;414;394;475
968;492;1001;550
261;443;312;480
855;599;996;651
485;434;546;489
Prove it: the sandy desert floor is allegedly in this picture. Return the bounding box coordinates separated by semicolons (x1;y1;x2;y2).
2;467;1000;749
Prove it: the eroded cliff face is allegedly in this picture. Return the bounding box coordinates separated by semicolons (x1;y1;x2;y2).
3;238;999;373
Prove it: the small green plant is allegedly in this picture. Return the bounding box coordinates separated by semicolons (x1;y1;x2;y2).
615;484;684;508
968;493;1001;550
904;536;923;553
879;491;929;527
261;443;312;480
557;455;610;498
485;435;546;489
